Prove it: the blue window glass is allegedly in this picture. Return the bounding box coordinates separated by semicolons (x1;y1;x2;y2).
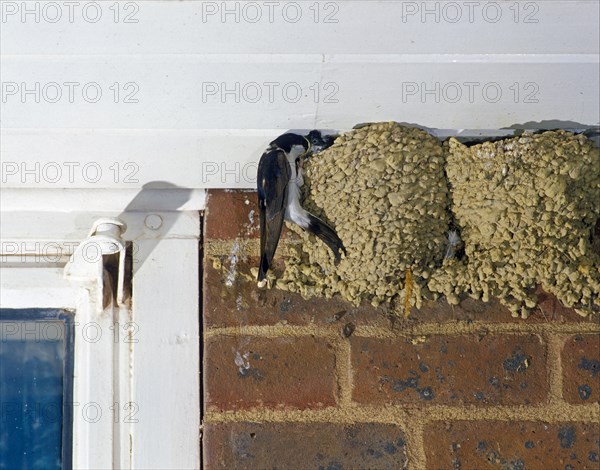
0;309;74;470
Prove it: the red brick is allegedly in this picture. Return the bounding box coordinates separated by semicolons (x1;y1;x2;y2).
409;296;512;323
205;189;301;241
204;336;336;411
204;253;583;330
203;422;407;469
425;421;600;469
405;286;597;325
562;334;600;404
204;248;592;330
205;189;260;240
204;255;390;328
205;191;597;321
534;287;600;324
205;192;594;325
351;334;547;405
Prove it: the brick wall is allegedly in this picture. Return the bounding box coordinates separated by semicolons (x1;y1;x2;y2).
202;190;600;469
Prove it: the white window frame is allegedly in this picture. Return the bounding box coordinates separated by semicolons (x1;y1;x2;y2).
0;190;203;470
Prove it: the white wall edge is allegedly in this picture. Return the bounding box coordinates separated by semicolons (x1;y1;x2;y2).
0;188;207;212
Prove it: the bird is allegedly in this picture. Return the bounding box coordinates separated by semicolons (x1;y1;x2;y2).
306;129;336;154
257;130;345;287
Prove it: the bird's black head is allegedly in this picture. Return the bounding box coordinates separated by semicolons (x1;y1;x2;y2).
270;133;309;155
305;130;336;154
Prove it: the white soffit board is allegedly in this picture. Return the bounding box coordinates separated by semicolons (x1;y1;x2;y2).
1;0;599;191
0;188;208;212
0;210;200;249
2;1;598;55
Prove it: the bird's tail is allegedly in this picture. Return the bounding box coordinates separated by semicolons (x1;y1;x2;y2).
257;254;270;287
305;213;346;264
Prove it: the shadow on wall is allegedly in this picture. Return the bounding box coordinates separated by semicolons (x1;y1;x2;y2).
119;181;194;275
507;119;598;129
507;120;600;146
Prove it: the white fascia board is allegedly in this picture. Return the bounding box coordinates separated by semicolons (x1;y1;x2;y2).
0;188;207;212
1;210;200;257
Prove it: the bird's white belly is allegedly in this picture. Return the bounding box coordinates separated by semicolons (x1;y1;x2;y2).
284;159;310;228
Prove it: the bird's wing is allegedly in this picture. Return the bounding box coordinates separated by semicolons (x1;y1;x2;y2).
257;149;290;280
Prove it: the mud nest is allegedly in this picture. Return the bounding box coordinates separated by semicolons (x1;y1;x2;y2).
276;124;600;318
277;122;451;308
429;131;600;317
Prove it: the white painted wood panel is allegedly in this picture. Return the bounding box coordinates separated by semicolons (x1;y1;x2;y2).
1;0;598;191
0;211;201;469
2;56;598;129
0;267;78;307
0;210;200;244
132;234;200;470
0;188;207;212
2;56;598;190
2;1;598;55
